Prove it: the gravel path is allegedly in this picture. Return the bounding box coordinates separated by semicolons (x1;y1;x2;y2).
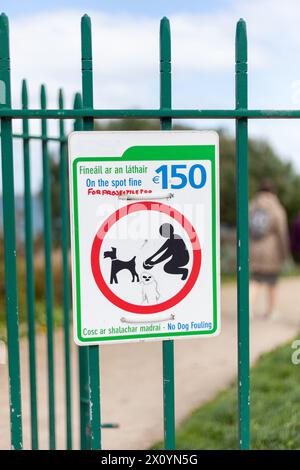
0;278;299;449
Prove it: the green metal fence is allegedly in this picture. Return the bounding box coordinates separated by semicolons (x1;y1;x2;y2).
0;12;292;450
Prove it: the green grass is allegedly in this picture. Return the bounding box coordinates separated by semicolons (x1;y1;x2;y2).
0;302;64;341
0;247;65;340
154;338;300;450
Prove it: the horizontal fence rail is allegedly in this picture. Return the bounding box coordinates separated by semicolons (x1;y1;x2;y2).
1;109;300;119
0;10;298;451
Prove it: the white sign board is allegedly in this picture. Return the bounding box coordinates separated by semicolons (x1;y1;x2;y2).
69;131;220;345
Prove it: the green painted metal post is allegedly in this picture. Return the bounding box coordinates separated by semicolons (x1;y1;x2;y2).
59;88;72;450
73;92;92;450
81;14;102;450
41;84;56;449
160;16;176;450
0;13;23;450
235;18;250;450
22;79;39;450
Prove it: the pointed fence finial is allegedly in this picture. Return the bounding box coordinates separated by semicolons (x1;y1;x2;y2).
0;13;9;58
160;16;171;62
73;92;83;131
21;79;28;108
81;14;92;59
0;13;10;106
73;92;82;109
40;84;47;109
236;18;247;63
58;88;64;109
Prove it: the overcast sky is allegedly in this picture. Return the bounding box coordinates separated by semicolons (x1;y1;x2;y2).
1;0;300;193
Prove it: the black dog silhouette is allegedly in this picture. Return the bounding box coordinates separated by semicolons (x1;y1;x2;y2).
104;247;140;284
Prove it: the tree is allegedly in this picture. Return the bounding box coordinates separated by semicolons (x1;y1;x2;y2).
47;119;300;232
220;130;300;227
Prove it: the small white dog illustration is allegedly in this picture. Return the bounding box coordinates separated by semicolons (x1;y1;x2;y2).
140;272;160;304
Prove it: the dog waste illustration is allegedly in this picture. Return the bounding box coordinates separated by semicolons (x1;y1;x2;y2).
140;272;161;304
69;131;221;345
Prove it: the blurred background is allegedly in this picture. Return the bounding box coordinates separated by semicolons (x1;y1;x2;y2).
1;0;300;451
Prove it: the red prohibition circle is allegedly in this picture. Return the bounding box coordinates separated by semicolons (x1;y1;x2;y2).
91;202;202;314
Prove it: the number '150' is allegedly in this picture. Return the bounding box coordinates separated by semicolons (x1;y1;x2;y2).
155;164;207;189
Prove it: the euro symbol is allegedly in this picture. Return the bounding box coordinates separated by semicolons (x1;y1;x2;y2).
152;176;160;184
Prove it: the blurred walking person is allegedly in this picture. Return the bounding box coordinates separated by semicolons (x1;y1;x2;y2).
249;180;289;319
290;212;300;264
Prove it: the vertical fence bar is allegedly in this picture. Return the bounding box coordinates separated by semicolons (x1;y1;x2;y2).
58;88;72;449
81;14;102;450
0;13;23;450
159;16;176;450
235;19;250;450
41;84;56;449
22;79;38;449
73;92;91;450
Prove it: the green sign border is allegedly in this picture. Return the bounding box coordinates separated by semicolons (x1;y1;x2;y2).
72;145;219;343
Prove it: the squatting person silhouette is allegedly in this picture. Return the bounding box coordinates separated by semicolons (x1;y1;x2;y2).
143;223;189;280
